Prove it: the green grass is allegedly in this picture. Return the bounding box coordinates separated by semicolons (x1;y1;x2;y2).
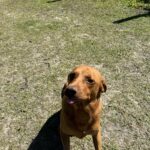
122;0;150;8
0;0;150;149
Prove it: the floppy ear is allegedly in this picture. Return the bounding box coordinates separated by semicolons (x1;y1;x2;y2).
101;78;107;93
61;83;67;98
97;78;107;99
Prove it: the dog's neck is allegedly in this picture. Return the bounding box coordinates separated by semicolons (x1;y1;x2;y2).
71;100;100;131
74;98;100;107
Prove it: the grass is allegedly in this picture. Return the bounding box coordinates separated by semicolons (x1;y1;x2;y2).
0;0;150;149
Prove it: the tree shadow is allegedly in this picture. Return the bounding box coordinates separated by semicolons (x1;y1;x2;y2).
47;0;61;3
113;9;150;24
28;110;63;150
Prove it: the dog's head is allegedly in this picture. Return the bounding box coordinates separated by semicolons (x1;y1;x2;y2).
61;65;107;104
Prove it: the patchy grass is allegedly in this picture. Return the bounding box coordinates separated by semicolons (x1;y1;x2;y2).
0;0;149;149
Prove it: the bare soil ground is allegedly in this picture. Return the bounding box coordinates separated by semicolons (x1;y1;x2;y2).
0;0;149;149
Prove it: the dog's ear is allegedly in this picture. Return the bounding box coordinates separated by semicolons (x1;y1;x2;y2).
97;78;107;99
61;83;67;98
101;78;107;93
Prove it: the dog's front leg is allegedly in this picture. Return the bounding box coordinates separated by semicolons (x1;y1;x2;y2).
92;127;102;150
60;130;70;150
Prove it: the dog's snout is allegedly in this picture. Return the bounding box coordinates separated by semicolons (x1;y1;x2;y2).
65;87;76;98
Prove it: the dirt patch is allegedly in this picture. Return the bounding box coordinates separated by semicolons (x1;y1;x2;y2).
0;0;149;149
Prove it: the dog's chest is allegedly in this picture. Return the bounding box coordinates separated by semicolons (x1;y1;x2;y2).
73;106;93;130
76;110;91;122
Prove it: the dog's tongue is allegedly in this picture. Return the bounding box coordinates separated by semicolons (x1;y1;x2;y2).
67;99;75;104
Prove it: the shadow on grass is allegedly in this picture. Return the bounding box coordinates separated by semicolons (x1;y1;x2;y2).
28;110;63;150
113;9;150;24
47;0;61;3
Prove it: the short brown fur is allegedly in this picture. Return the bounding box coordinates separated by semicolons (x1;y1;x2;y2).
60;65;107;150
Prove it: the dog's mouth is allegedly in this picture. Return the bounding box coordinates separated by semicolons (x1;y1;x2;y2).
66;97;82;105
67;99;75;104
66;97;89;105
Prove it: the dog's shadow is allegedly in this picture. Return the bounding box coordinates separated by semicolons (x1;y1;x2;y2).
28;110;63;150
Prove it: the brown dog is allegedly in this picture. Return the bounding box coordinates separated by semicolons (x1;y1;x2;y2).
60;65;107;150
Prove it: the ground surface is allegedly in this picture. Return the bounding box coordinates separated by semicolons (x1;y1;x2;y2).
0;0;150;150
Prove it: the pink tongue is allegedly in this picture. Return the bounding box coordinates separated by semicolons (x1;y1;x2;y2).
67;99;74;104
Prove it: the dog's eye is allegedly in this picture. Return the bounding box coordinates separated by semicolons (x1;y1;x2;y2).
68;73;76;82
85;77;95;84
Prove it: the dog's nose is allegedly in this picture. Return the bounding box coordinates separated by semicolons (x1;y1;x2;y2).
65;87;76;98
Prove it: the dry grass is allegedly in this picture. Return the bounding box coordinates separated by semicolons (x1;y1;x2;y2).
0;0;149;149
